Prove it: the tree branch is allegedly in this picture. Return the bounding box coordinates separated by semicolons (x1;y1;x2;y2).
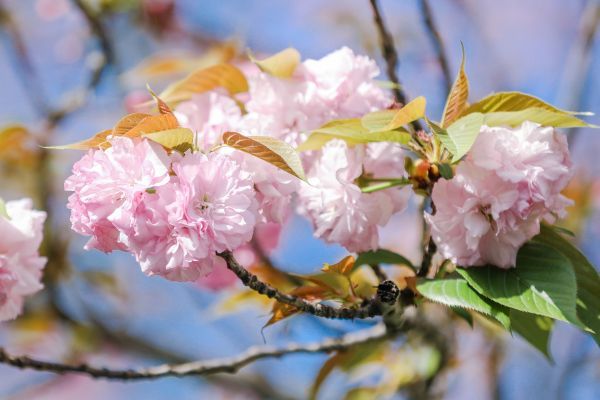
0;324;389;381
368;0;423;132
418;0;452;94
218;251;384;319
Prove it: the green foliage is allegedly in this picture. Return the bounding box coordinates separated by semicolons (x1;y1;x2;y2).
248;47;301;78
533;225;600;345
416;278;510;329
462;91;591;116
510;310;554;359
0;198;8;219
361;96;426;131
297;118;410;151
354;249;414;270
457;243;582;327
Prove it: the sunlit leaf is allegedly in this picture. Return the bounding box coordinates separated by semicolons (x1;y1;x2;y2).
480;108;594;128
442;45;469;127
112;113;151;136
510;310;554;359
147;85;173;115
123;113;180;138
416;278;511;329
143;128;194;150
533;225;600;344
457;242;582;327
157;63;248;106
344;387;380;400
322;255;355;276
462;91;592;116
298;118;411;151
223;132;306;180
431;113;484;162
249;47;301;78
48;129;113;150
361;96;426;131
263;302;298;329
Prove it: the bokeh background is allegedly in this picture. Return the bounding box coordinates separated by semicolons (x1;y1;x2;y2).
0;0;599;398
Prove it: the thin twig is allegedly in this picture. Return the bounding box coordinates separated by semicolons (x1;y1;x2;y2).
418;0;452;94
368;0;423;132
218;251;383;319
0;324;389;380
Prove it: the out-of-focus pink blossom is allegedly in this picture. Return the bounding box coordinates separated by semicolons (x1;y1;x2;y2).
428;122;573;268
125;151;258;281
0;199;47;321
175;91;242;151
64;137;171;253
299;139;409;252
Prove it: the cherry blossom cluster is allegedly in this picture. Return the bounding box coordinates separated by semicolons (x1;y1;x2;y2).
427;122;572;268
64;46;574;285
65;47;411;282
0;199;47;321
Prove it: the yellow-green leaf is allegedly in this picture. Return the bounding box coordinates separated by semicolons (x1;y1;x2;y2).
432;113;484;162
146;84;173;115
158;63;249;106
442;45;469;127
249;47;301;78
481;108;594;128
361;96;426;131
462;91;592;116
298;118;411;151
222;132;306;180
143;128;194;150
322;256;355;276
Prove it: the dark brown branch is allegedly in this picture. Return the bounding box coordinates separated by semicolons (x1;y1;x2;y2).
218;251;383;319
418;0;452;94
0;324;388;380
368;0;423;132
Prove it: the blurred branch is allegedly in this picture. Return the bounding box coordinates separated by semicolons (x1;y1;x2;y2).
560;0;600;147
368;0;406;104
418;0;452;94
218;251;384;319
0;324;389;380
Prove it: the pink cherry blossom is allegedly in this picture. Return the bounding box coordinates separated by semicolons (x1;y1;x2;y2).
301;46;392;120
64;137;171;253
125;151;258;281
427;122;573;268
174;90;242;151
298;139;409;252
0;198;47;321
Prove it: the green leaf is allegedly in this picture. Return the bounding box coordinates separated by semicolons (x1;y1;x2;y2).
533;225;600;345
354;249;414;270
457;242;582;327
416;278;511;329
143;128;194;150
481;108;593;128
298;118;410;151
222;132;306;180
248;47;301;78
0;198;8;219
432;113;484;162
510;309;554;359
462;91;592;116
450;306;473;327
361;96;426;131
442;44;469;127
437;163;453;179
